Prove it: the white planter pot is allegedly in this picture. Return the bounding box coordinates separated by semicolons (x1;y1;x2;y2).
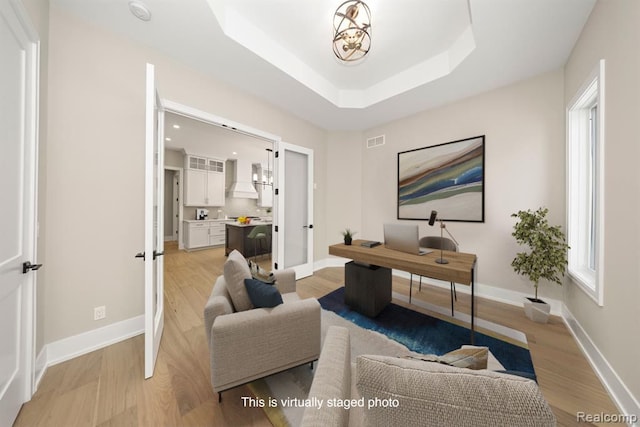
523;297;551;323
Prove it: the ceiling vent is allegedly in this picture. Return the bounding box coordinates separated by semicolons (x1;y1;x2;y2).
366;135;385;148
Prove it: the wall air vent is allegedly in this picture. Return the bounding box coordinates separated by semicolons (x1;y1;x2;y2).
366;135;385;148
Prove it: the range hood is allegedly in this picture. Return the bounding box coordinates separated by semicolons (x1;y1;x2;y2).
228;159;258;199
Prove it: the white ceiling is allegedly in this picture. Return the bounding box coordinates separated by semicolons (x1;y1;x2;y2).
54;0;596;130
164;112;273;163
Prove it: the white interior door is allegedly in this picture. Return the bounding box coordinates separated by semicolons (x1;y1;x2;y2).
142;63;165;378
0;0;38;424
274;142;314;278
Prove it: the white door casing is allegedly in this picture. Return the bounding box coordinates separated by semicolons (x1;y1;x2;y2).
142;63;165;378
0;0;39;424
274;142;314;278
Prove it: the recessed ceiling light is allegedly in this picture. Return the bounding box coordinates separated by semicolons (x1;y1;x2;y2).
232;152;238;155
165;137;171;141
172;124;180;129
129;1;151;22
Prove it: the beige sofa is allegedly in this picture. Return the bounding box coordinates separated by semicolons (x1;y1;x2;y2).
301;326;556;427
204;250;321;401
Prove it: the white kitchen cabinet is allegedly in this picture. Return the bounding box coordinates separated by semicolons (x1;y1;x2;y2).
184;220;230;250
257;182;273;208
253;163;273;208
209;222;226;246
184;221;210;249
184;154;225;206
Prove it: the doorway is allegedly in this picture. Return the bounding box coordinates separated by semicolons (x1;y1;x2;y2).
163;167;182;246
159;100;314;275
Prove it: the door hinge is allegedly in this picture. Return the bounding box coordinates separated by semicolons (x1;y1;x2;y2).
275;151;279;158
274;225;278;232
274;262;278;270
275;188;279;195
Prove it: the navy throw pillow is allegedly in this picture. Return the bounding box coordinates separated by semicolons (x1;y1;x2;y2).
244;278;283;308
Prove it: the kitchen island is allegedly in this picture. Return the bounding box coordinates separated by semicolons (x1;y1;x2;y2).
225;222;272;258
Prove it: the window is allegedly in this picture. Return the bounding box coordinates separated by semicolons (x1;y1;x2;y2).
566;60;605;306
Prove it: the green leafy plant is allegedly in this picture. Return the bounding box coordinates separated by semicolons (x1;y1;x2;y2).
341;228;356;244
511;207;569;300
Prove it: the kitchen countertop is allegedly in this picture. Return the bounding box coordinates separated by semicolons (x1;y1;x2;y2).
225;221;272;228
183;219;235;223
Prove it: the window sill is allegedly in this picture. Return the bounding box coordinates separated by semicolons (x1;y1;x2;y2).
568;269;603;306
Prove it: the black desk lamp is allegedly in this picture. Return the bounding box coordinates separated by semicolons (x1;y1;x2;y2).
428;210;460;264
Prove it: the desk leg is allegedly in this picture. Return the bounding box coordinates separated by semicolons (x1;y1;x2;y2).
471;266;475;345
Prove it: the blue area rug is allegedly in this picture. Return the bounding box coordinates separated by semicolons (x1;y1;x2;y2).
318;287;535;375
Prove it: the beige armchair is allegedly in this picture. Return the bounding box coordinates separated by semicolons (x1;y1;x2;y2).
204;250;321;401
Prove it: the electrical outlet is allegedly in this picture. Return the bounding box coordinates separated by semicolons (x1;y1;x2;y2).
94;306;106;320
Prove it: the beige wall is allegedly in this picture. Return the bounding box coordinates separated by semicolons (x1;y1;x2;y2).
354;70;566;301
324;131;364;252
22;0;49;355
164;149;183;168
563;0;640;401
44;4;326;343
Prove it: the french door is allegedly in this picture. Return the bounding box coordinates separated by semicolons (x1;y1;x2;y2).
0;0;39;424
273;142;314;278
142;63;165;378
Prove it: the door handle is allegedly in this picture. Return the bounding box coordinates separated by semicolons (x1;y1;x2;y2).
153;250;164;260
23;261;43;274
135;252;145;261
303;224;314;229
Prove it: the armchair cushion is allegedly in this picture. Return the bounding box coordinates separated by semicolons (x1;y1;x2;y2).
223;250;254;312
244;278;283;308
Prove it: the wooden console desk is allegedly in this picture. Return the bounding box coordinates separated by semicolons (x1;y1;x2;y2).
329;240;477;343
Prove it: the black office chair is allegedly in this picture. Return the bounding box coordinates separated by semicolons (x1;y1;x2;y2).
410;236;458;316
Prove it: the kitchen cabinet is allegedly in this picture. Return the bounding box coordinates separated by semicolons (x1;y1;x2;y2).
225;222;272;257
209;222;226;246
184;154;225;206
184;220;231;250
184;221;210;249
253;163;273;208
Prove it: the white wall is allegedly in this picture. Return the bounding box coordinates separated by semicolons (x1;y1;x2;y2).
355;70;566;301
44;4;327;344
563;0;640;404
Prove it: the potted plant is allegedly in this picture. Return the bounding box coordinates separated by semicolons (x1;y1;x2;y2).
342;228;356;245
511;207;569;323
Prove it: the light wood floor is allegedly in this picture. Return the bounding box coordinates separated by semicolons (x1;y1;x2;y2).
15;243;618;426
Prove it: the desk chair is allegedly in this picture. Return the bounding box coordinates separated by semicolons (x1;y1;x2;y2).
410;236;458;316
247;225;270;260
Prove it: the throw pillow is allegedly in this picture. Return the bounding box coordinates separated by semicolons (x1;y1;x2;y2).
248;260;276;284
223;250;254;312
244;278;283;308
438;346;488;370
404;345;488;370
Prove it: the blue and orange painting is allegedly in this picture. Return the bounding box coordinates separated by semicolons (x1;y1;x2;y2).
398;136;484;221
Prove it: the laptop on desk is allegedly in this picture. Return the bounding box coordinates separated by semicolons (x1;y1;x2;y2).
383;223;433;256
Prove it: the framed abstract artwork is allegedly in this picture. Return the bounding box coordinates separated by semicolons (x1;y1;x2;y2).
397;135;485;222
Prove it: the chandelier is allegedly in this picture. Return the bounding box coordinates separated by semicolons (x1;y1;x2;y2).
332;0;371;62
